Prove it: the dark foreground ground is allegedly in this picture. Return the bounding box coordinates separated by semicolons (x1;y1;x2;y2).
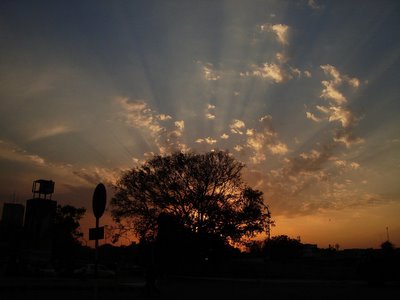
1;276;400;300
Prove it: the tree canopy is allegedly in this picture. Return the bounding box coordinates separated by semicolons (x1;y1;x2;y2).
111;151;271;244
53;204;86;263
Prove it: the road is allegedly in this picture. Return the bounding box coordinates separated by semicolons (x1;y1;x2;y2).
1;276;399;300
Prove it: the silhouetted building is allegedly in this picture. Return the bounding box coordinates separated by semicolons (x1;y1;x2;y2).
0;203;25;270
1;203;25;229
23;180;57;263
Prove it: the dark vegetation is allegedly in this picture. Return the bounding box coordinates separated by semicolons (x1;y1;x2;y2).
111;151;271;243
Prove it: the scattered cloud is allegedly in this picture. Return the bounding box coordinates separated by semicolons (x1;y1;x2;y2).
205;113;215;120
241;115;289;164
115;97;188;155
241;62;285;83
156;114;172;121
234;145;243;152
205;103;216;120
230;119;246;134
306;65;364;147
259;23;290;45
197;61;220;81
174;120;184;132
116;97;164;135
269;142;289;155
320;80;347;104
195;137;217;145
276;52;288;63
321;64;360;89
26;154;46;165
290;67;302;78
327;106;356;128
306;111;322;122
334;160;361;170
220;133;229;139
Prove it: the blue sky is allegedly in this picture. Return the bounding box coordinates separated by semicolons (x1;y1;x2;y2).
1;0;400;248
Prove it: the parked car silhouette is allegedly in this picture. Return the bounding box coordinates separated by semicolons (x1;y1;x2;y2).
73;264;115;278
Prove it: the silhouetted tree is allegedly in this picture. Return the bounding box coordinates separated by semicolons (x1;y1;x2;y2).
264;235;302;261
52;204;86;266
111;151;271;245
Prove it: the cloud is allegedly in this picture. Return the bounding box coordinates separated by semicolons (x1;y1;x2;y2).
156;114;172;121
240;115;288;163
116;97;164;135
230;119;246;134
116;97;188;155
29;125;73;141
260;23;290;45
299;149;321;160
320;64;361;89
241;62;285;83
205;113;215;120
347;77;360;88
195;137;217;145
327;106;356;128
197;61;220;81
245;140;370;217
276;52;288;63
220;133;229;139
306;111;322;122
26;154;46;165
290;67;302;78
269;142;289;155
306;65;363;147
320;65;342;84
320;80;347;104
316;105;330;114
205;103;216;120
174;120;184;132
0;140;47;167
333;130;364;148
240;61;308;84
334;160;361;170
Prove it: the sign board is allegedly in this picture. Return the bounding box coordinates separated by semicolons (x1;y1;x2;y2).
89;226;105;240
92;183;107;219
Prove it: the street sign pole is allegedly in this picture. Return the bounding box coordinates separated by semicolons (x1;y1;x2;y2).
90;183;107;300
95;216;99;278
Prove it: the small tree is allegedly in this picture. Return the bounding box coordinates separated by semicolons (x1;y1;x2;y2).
111;151;271;245
264;235;302;261
52;205;86;265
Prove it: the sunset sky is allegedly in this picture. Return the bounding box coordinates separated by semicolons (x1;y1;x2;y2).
1;0;399;249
